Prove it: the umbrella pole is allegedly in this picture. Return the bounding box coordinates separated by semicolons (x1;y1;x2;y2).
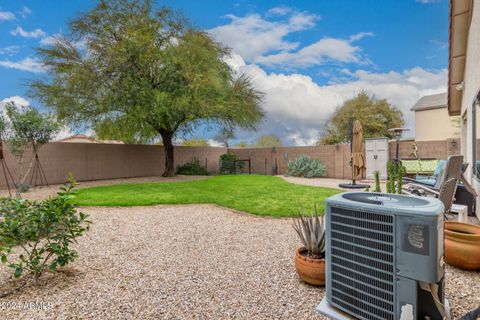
351;157;356;185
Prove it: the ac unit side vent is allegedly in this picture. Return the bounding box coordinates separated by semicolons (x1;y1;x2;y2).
332;255;393;283
330;205;395;320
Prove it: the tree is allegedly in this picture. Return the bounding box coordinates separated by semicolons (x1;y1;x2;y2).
30;0;263;176
319;91;404;145
181;139;209;147
255;134;283;147
2;103;60;195
214;126;235;147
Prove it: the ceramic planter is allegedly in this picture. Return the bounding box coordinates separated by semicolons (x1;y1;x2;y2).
445;221;480;270
294;247;326;286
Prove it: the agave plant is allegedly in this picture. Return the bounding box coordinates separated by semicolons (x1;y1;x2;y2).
293;207;326;259
285;155;326;178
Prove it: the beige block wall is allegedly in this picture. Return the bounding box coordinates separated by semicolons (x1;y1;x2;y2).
0;143;227;189
414;108;460;141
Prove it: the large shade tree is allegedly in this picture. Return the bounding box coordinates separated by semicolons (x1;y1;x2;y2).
30;0;263;176
319;91;404;145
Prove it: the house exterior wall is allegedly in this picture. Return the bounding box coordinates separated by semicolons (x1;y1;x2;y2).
459;1;480;218
414;108;459;141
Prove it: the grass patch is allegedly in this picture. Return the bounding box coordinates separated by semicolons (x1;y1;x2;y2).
75;175;341;217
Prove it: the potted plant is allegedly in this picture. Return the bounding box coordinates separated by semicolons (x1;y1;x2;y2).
293;208;326;286
444;221;480;270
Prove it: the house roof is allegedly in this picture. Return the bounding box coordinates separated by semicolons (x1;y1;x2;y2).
411;93;448;111
448;0;473;116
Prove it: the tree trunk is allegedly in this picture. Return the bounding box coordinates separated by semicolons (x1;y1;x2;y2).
161;132;175;177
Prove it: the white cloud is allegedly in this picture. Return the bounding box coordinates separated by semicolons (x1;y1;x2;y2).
20;6;32;19
0;57;45;73
266;6;291;16
228;54;446;145
0;96;30;110
54;126;75;141
0;11;15;21
255;37;367;68
0;96;30;118
40;34;60;46
207;139;224;147
0;45;20;56
209;11;318;61
10;26;46;38
210;10;371;69
349;32;374;42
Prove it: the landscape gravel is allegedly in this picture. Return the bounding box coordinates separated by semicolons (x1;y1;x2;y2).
0;177;477;319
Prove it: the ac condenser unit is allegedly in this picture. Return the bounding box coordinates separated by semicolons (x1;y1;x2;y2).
317;192;449;320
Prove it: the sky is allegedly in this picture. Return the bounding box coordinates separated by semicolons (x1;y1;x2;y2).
0;0;449;146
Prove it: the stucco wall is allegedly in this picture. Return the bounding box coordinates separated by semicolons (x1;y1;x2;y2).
414;108;459;141
459;1;480;219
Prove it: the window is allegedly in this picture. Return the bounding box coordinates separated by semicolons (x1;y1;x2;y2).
473;90;480;179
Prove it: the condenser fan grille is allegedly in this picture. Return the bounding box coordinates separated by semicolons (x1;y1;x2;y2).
330;206;396;320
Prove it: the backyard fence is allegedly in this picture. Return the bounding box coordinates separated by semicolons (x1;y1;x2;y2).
0;137;464;189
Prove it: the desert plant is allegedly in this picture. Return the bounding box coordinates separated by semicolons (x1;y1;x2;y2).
177;158;209;175
293;207;325;259
219;152;244;174
2;103;61;196
396;164;406;194
286;155;326;178
386;161;396;193
0;176;91;284
373;170;381;192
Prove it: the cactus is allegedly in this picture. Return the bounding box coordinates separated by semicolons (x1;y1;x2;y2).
373;170;381;193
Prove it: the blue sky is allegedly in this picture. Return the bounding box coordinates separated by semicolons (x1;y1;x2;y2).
0;0;449;145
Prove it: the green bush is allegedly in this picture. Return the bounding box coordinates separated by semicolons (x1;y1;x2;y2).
285;155;326;178
219;153;244;174
177;159;209;175
373;170;381;192
0;177;91;284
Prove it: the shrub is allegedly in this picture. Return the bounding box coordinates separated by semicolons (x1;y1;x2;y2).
293;207;325;259
0;177;91;284
219;152;244;174
177;158;209;175
373;170;381;192
286;155;326;178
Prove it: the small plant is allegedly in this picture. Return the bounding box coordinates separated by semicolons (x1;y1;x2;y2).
286;155;326;178
219;152;244;174
396;164;406;194
386;161;396;193
373;170;381;192
177;158;209;175
0;176;91;285
386;161;406;194
292;207;325;259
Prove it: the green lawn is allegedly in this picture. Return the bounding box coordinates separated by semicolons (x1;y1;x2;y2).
75;175;341;217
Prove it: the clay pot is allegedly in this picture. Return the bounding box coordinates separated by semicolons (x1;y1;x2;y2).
294;247;326;286
445;222;480;270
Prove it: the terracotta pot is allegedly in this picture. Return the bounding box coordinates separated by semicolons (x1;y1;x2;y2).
294;247;326;286
445;222;480;270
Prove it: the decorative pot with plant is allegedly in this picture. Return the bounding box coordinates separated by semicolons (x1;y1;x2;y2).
444;221;480;270
293;207;326;286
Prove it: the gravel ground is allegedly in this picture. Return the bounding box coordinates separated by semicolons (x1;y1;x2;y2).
0;205;326;320
0;177;478;319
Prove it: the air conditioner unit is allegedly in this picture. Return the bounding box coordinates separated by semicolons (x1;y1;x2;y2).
317;192;450;320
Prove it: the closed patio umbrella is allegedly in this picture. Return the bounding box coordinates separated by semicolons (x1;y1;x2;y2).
351;120;365;184
338;120;369;189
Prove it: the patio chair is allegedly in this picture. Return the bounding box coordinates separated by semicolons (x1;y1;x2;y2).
402;155;464;217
